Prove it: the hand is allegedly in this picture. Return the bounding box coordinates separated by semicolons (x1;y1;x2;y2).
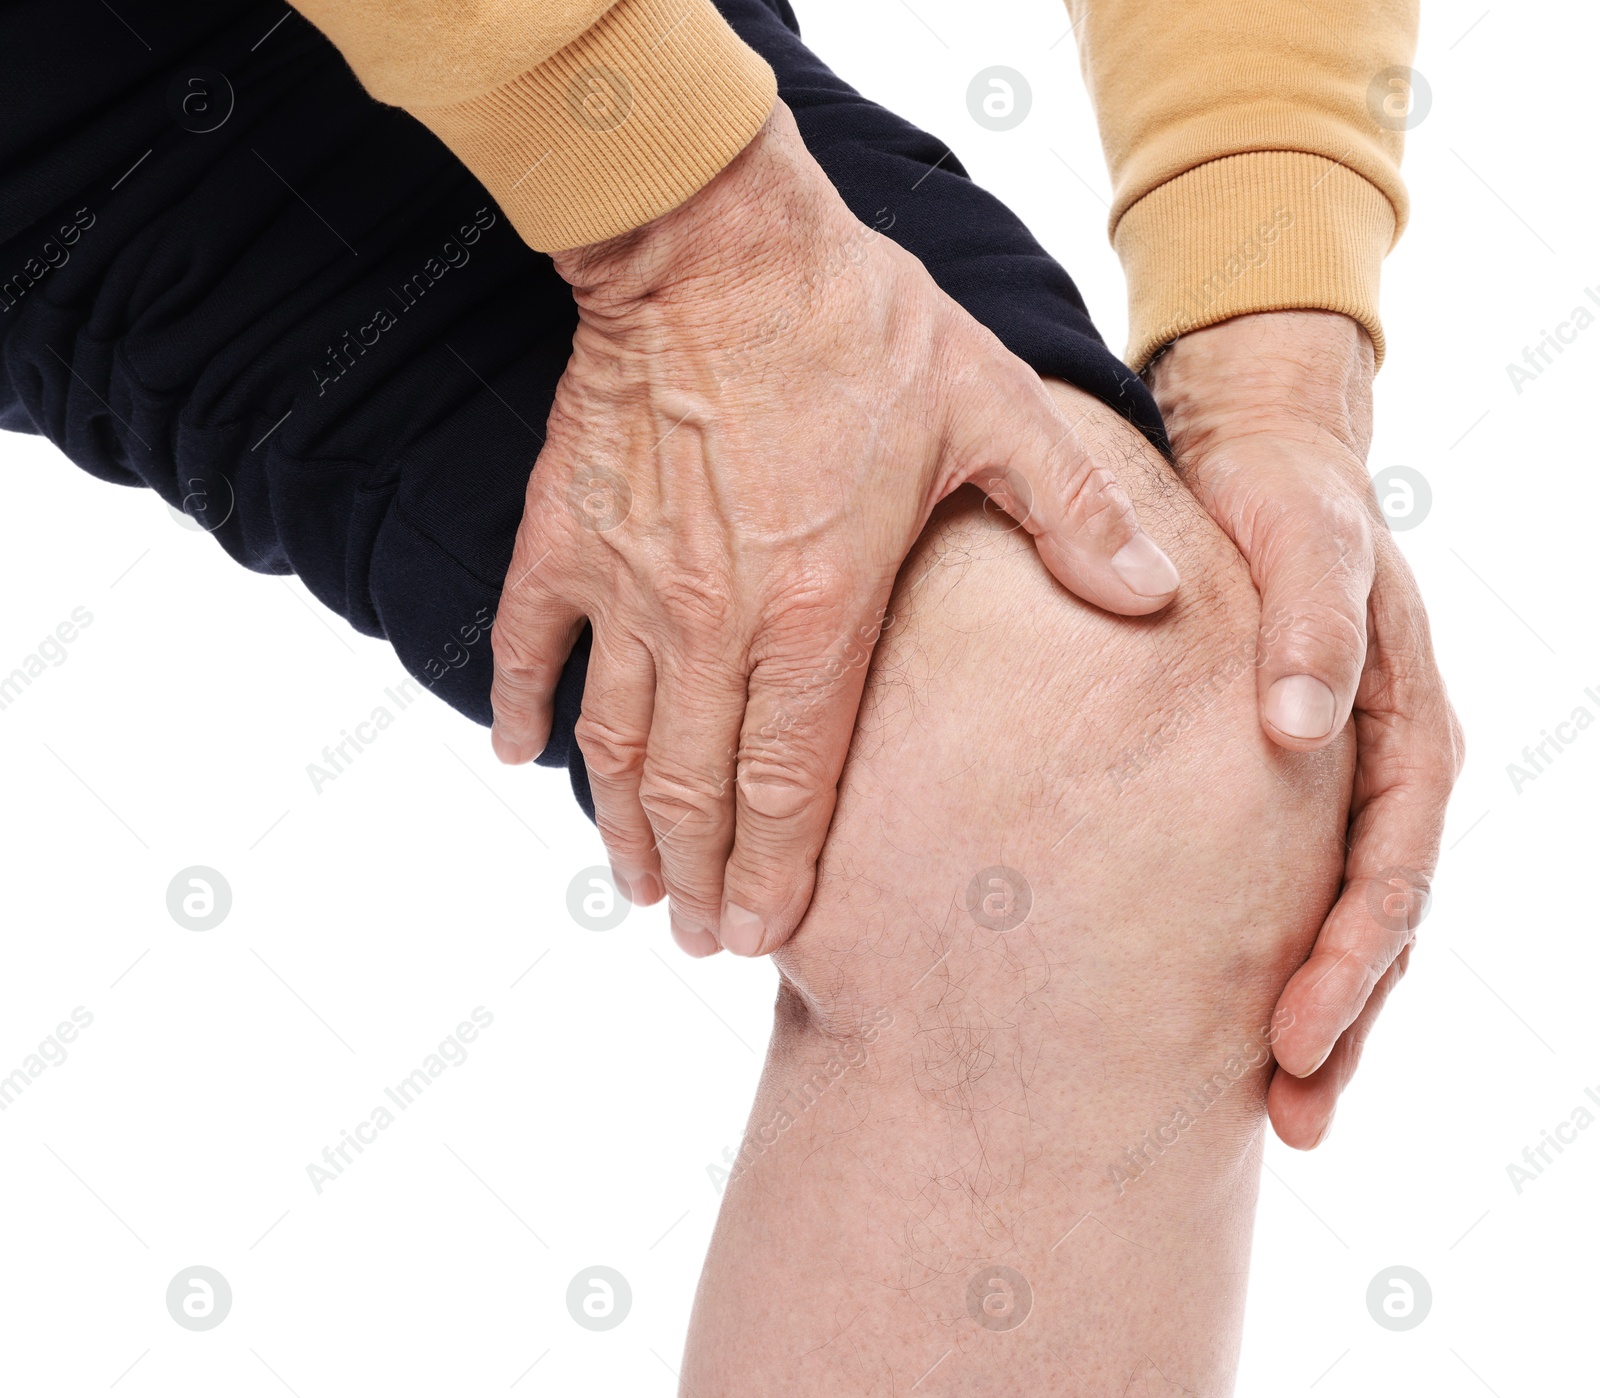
489;101;1180;960
1147;310;1464;1149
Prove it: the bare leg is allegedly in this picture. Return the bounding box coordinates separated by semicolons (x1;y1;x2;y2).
682;385;1353;1394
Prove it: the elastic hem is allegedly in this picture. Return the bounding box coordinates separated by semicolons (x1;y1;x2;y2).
1114;152;1394;372
413;0;777;252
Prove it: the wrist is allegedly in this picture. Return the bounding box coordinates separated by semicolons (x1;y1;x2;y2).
1150;311;1375;459
551;101;858;304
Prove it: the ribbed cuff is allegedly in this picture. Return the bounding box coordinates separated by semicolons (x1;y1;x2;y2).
1114;151;1396;373
413;0;777;253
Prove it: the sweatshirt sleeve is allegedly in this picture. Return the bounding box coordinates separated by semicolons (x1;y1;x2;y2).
288;0;777;253
1065;0;1420;370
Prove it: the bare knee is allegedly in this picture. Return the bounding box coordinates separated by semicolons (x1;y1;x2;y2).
775;416;1352;1067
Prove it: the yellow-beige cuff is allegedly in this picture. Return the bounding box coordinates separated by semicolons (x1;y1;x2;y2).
413;0;777;253
1115;151;1396;373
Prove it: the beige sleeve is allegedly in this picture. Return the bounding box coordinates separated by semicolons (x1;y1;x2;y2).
1064;0;1420;369
288;0;777;253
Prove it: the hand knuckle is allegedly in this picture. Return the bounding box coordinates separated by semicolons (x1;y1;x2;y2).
639;761;725;834
490;622;551;677
1419;744;1461;795
657;575;736;637
737;747;830;822
1271;606;1365;666
1283;490;1372;548
575;713;646;781
1061;462;1133;531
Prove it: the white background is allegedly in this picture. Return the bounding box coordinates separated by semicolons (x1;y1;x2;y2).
1;0;1595;1393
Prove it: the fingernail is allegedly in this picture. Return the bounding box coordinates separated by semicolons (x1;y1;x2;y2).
671;921;720;958
1110;531;1180;598
632;871;663;905
1288;1041;1334;1079
490;723;531;764
1265;675;1337;741
670;907;714;954
611;870;651;905
720;901;767;957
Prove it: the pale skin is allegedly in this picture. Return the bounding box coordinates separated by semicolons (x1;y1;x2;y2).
1148;313;1463;1144
490;103;1181;961
681;383;1358;1393
489;105;1461;1150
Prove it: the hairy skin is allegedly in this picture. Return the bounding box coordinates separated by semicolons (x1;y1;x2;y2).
680;382;1355;1395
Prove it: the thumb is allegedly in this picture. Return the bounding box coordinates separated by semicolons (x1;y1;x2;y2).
1249;493;1375;750
949;374;1180;617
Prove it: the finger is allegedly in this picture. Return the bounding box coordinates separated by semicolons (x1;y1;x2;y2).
489;542;585;763
717;600;882;956
670;922;722;958
1267;947;1410;1149
950;374;1180;616
574;631;663;907
1269;561;1461;1078
638;653;746;945
1249;488;1375;750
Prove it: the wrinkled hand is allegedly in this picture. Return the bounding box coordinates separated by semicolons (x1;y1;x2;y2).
1149;310;1464;1149
490;102;1180;959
